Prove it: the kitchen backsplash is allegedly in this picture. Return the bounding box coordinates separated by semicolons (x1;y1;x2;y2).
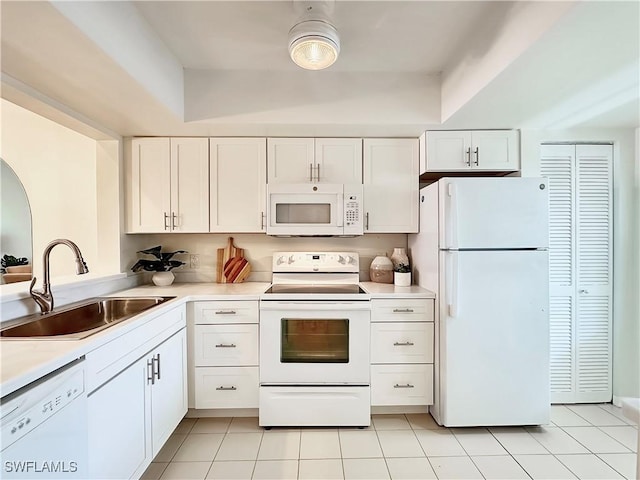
126;233;409;283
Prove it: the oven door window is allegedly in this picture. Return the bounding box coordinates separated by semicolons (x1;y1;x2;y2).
281;318;348;363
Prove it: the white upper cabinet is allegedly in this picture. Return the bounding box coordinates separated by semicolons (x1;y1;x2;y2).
315;138;363;183
210;138;267;233
421;130;519;173
127;137;209;233
364;138;419;233
268;137;362;183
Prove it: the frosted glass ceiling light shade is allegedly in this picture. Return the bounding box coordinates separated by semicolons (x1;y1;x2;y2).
289;20;340;70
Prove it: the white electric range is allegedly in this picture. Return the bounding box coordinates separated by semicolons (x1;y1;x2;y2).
259;252;371;427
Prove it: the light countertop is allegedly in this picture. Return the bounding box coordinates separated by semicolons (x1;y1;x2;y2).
360;282;435;298
1;281;434;397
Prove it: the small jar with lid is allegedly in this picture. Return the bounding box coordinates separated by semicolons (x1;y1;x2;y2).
369;255;394;284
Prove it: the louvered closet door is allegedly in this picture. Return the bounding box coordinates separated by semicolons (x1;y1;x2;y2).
575;145;612;401
541;145;576;402
540;144;612;404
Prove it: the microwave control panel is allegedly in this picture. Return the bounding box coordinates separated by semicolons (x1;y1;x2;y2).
343;185;363;235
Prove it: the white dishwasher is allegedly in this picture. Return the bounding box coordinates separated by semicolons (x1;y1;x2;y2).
1;359;87;479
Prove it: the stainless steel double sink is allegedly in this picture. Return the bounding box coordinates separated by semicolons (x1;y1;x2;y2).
0;296;175;340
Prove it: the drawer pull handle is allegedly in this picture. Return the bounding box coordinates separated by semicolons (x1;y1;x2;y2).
394;383;415;389
393;308;414;313
393;341;415;346
215;343;237;348
216;386;237;391
215;310;237;315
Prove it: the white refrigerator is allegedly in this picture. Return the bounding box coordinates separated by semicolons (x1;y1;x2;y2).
409;177;550;427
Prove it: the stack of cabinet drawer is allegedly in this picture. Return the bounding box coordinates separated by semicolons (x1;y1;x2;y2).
192;301;259;409
370;298;435;406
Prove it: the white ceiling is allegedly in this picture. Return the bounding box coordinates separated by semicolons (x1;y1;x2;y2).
1;1;638;139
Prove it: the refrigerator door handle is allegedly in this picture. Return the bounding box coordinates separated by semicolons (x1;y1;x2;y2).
446;183;458;249
447;251;458;317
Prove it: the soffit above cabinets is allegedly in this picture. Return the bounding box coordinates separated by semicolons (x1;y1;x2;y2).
1;1;637;138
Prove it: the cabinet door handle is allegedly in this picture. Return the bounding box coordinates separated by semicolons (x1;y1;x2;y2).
310;163;313;182
465;148;471;166
579;289;589;294
393;308;414;313
215;310;237;315
171;212;178;230
365;212;369;230
216;386;237;391
147;358;155;385
153;354;161;381
261;211;266;230
163;212;170;230
215;343;237;348
473;147;479;166
394;383;415;389
393;341;415;346
316;164;320;181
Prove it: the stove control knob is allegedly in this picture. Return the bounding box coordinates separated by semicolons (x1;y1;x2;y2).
276;256;286;265
288;255;295;264
347;256;356;264
338;255;346;264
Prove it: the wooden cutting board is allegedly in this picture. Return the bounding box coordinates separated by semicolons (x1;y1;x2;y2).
216;237;251;283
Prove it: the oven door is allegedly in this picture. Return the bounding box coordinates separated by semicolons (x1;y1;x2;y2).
259;301;370;385
266;184;344;236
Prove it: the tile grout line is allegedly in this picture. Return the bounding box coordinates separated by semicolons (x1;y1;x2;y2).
371;417;393;480
594;452;636;480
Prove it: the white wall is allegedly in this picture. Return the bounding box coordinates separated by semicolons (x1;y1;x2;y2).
521;128;640;400
0;100;128;286
0;99;99;279
0;160;32;265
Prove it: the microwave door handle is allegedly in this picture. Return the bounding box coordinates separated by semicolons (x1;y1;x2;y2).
337;193;344;227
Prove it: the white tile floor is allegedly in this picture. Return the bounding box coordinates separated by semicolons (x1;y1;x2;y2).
142;404;637;480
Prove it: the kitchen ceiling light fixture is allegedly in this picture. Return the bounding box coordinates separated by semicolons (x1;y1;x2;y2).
288;19;340;70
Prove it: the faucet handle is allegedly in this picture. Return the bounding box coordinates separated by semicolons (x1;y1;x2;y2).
29;276;38;294
29;276;53;314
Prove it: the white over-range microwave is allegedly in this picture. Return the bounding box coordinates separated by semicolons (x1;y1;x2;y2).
266;184;363;236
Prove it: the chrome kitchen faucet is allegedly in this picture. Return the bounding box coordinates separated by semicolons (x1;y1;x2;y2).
29;239;89;314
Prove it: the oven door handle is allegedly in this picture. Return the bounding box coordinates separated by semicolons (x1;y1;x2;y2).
259;301;371;311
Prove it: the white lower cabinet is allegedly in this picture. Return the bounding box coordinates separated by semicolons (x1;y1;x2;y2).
87;306;187;480
194;367;259;409
371;364;434;406
370;298;435;407
189;301;259;410
370;322;434;364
